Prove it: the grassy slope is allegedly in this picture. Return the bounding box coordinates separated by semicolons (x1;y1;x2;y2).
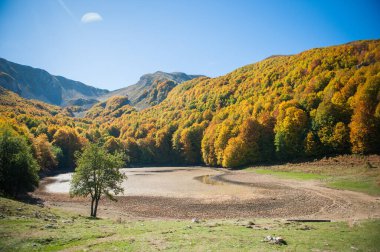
0;197;379;251
245;156;380;196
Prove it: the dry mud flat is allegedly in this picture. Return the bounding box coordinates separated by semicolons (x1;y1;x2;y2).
35;167;380;220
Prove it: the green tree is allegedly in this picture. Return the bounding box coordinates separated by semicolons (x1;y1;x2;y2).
70;144;125;218
0;126;39;197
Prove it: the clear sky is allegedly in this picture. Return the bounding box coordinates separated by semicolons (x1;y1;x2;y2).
0;0;379;90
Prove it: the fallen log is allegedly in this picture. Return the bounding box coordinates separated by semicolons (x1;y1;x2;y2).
287;219;331;222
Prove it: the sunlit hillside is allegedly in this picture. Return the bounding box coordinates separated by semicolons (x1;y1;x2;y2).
97;40;380;167
0;40;379;170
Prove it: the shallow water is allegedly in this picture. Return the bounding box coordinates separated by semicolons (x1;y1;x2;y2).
44;173;72;193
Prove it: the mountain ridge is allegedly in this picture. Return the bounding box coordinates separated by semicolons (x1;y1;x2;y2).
99;71;203;110
0;58;109;106
0;58;202;111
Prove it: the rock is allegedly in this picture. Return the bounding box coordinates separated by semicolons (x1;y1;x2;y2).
248;221;255;225
17;208;22;211
263;235;287;245
44;224;57;229
263;235;272;242
192;218;200;223
274;237;287;245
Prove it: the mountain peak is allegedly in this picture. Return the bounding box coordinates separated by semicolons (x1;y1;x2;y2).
100;71;203;110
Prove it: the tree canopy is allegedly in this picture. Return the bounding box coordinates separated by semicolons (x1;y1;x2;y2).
0;123;39;197
1;40;379;170
70;144;125;217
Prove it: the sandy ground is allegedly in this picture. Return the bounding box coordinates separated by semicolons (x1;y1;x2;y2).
44;167;258;201
34;167;380;220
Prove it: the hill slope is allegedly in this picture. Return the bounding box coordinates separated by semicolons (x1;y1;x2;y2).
0;58;109;106
100;71;202;110
0;86;72;118
1;40;379;169
99;40;380;167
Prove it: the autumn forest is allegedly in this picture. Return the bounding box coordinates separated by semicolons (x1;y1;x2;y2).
1;40;379;194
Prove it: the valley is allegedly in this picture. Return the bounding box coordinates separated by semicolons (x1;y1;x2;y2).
1;1;380;250
1;39;380;251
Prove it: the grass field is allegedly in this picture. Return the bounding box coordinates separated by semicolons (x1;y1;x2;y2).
245;155;380;196
1;197;380;251
252;169;328;180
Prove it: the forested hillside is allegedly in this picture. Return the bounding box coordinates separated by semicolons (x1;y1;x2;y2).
0;87;90;171
0;40;379;172
99;40;380;167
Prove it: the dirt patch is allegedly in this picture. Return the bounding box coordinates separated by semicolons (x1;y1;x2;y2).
33;167;380;220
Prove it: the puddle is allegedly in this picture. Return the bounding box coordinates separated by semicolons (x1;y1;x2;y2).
149;170;176;173
194;175;224;186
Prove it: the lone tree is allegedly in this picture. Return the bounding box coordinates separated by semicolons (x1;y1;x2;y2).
70;144;125;217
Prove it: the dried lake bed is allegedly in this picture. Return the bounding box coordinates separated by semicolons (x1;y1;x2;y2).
37;167;380;220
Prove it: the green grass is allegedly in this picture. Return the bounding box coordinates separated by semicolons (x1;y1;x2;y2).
1;197;380;251
244;160;380;196
327;177;380;196
251;168;328;180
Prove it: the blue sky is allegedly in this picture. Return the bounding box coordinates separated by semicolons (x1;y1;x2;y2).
0;0;379;90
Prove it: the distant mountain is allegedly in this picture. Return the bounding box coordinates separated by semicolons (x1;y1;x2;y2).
99;71;203;110
0;86;72;117
0;58;109;106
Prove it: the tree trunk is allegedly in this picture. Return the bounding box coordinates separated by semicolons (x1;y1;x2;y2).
90;197;95;217
93;197;100;218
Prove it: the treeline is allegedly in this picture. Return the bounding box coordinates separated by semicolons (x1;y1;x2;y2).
0;40;379;185
98;40;380;167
